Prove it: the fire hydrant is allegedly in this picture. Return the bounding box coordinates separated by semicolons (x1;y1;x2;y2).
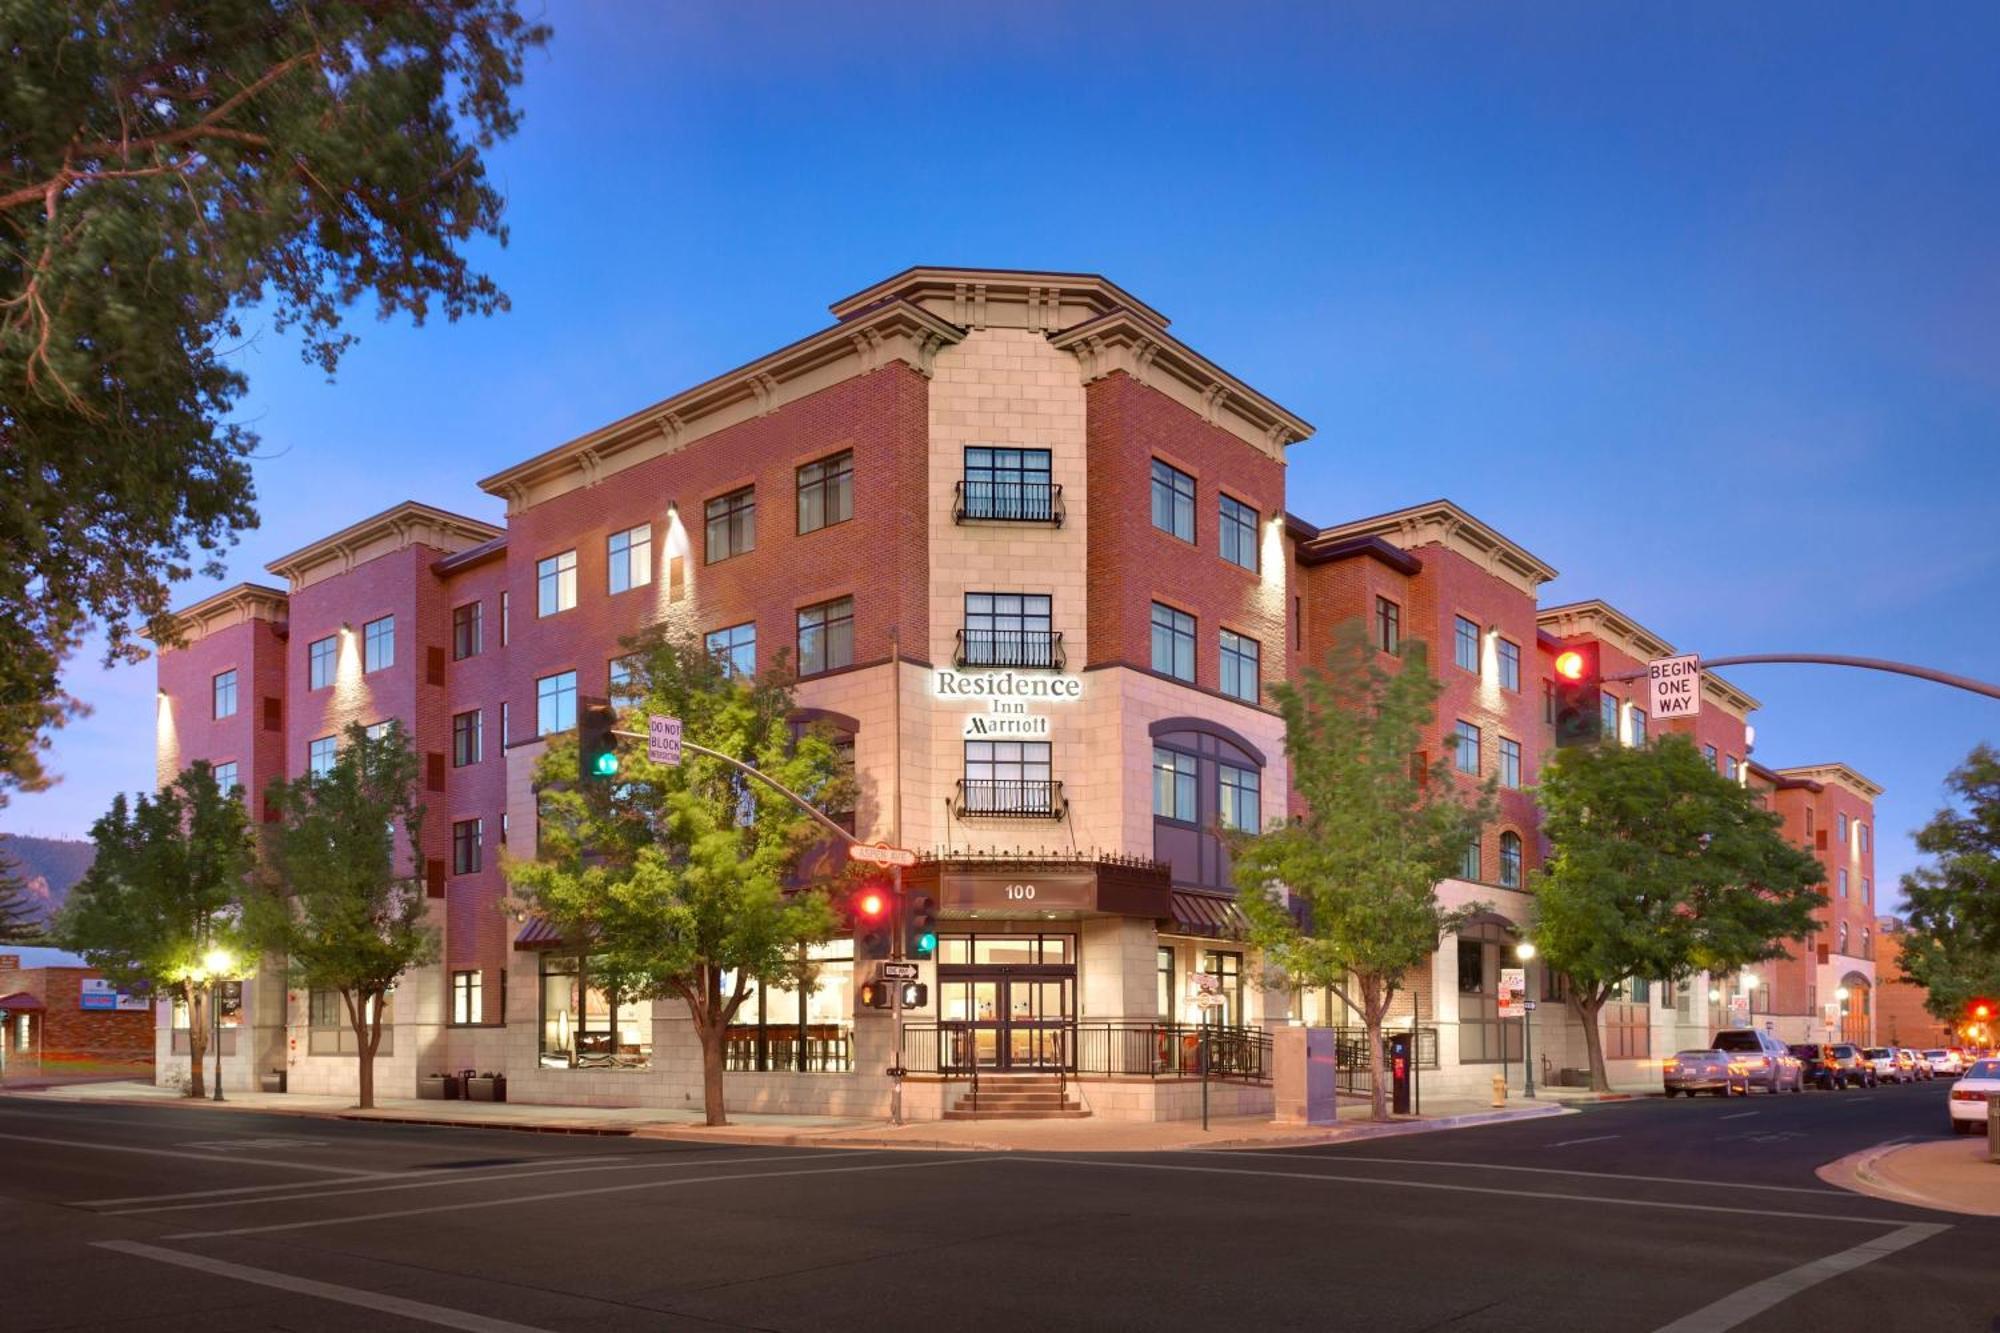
1491;1073;1507;1107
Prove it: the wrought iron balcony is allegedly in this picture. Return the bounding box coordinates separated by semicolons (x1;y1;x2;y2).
953;480;1064;526
954;778;1066;820
954;628;1066;671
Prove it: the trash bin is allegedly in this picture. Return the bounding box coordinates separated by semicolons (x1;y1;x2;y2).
466;1073;506;1103
259;1068;287;1094
418;1073;460;1100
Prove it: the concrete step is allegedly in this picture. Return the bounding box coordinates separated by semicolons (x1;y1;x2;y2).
943;1106;1092;1120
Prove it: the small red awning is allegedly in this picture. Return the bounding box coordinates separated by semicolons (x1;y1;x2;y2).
1168;891;1250;940
512;916;567;951
0;991;45;1012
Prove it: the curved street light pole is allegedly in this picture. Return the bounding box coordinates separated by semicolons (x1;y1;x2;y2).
1603;653;2000;702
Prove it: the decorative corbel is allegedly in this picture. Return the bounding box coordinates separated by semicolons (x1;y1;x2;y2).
850;327;882;373
750;372;779;415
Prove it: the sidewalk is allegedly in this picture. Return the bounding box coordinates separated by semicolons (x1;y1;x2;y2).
0;1077;1569;1150
1819;1136;2000;1217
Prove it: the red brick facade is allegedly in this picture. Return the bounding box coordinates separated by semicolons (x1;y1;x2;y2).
0;965;154;1074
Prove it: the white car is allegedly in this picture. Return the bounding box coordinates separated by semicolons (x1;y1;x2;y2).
1925;1048;1962;1076
1948;1058;2000;1134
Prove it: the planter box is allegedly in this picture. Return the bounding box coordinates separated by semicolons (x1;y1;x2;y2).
465;1074;506;1103
418;1074;461;1101
259;1069;287;1094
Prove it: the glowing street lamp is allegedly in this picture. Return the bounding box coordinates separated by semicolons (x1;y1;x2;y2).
202;945;235;1103
1515;941;1538;1099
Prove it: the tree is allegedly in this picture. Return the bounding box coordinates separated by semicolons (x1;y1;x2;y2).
505;631;845;1126
55;761;254;1097
0;0;549;804
255;722;436;1110
0;854;44;942
1535;735;1826;1091
1234;623;1496;1122
1897;744;2000;1031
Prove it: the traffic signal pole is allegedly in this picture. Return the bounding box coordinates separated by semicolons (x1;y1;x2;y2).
1600;653;2000;702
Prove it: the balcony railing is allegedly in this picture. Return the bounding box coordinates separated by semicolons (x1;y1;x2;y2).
900;1020;1271;1083
954;480;1064;526
955;628;1066;670
954;778;1066;819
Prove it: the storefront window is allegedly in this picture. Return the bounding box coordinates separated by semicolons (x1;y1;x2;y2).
724;940;854;1073
1201;950;1243;1026
538;955;651;1068
307;988;391;1056
1157;947;1175;1020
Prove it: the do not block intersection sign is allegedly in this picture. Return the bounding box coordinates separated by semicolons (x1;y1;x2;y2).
1647;654;1702;720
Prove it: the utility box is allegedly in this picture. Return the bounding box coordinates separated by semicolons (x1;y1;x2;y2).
1273;1027;1337;1125
1387;1032;1415;1115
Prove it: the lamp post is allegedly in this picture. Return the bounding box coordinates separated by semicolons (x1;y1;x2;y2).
203;945;233;1102
1516;941;1538;1099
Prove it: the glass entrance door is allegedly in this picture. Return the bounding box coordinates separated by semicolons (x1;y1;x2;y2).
938;950;1076;1071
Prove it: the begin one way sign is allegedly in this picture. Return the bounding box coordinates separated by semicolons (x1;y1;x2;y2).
1648;655;1702;720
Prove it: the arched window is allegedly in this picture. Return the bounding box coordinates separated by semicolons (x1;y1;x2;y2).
1838;921;1849;953
1861;927;1872;960
1498;831;1523;889
1149;718;1264;892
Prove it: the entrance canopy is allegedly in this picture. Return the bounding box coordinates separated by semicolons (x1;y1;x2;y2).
0;992;44;1012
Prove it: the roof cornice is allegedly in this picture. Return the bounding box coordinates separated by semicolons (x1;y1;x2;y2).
1047;309;1313;460
1535;599;1761;718
1772;763;1885;801
478;299;964;514
149;582;289;649
827;265;1169;328
1293;531;1424;575
1311;499;1556;596
267;501;501;592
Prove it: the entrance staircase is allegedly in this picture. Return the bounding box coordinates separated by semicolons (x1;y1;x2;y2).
944;1073;1089;1120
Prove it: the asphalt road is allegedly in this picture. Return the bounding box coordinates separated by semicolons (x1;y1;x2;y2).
0;1081;1992;1332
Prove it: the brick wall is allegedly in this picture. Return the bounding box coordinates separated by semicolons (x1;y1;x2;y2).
0;967;154;1068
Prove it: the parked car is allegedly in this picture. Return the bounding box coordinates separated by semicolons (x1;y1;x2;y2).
1898;1048;1932;1081
1924;1049;1961;1076
1948;1058;2000;1134
1828;1043;1876;1088
1787;1043;1843;1090
1861;1046;1908;1083
1664;1049;1745;1097
1711;1028;1804;1093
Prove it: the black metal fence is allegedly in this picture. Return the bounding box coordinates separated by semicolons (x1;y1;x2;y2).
1330;1026;1437;1093
900;1020;1271;1083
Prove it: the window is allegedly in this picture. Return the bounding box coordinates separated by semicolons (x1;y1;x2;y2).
1153;747;1197;821
212;669;238;720
962;740;1053;814
1543;679;1555;725
1837;812;1849;844
1158;946;1176;1021
797;597;854;675
1150;459;1195;542
361;615;394;672
607;524;652;594
1454;616;1480;673
1219;630;1260;704
719;940;853;1073
607;654;635;700
1453;720;1481;775
1218;762;1260;832
1806;808;1815;837
962;447;1055;521
500;591;510;646
308;735;337;778
1862;927;1872;959
1218;495;1259;572
1497;638;1521;692
1460;838;1481;881
1629;707;1647;747
1499;831;1523;888
451;971;483;1025
500;701;509;749
309;635;337;690
1864;876;1872;904
212;761;239;795
963;593;1054;668
540;954;654;1069
452;601;482;660
1375;597;1401;654
452;818;482;875
1499;737;1522;789
1859;823;1871;853
1838;868;1849;898
706;622;756;678
452;710;482;767
796;451;854;534
364;720;393;743
536;671;577;736
537;550;577;616
1601;694;1621;743
705;486;755;562
1704;743;1718;771
1150;603;1196;683
1839;921;1850;953
1725;755;1739;780
1201;950;1244;1026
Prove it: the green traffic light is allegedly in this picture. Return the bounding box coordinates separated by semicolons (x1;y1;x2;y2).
593;751;620;777
919;932;937;954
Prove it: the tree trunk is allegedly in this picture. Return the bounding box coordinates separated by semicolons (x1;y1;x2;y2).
699;1020;727;1127
346;990;378;1110
1361;975;1394;1123
185;981;207;1099
1570;991;1610;1092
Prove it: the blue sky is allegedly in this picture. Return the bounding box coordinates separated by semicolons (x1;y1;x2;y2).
8;4;1998;909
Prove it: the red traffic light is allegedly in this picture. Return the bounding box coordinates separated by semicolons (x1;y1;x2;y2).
1973;1000;1993;1021
1555;650;1588;682
855;889;888;920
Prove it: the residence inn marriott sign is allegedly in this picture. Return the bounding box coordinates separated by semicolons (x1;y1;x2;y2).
935;668;1084;737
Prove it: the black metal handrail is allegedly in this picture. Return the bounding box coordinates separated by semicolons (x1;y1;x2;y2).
953;480;1064;526
954;778;1066;819
898;1020;1272;1084
1329;1025;1438;1092
955;628;1066;671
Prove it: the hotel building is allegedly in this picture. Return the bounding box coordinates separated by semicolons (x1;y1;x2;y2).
151;266;1878;1116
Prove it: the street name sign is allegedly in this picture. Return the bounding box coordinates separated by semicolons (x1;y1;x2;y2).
1647;654;1702;720
647;714;683;765
848;842;918;868
881;961;920;981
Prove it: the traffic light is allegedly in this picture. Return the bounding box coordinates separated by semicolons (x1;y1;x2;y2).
900;981;929;1010
854;884;893;961
578;697;620;783
1971;999;1993;1024
905;891;938;960
1551;641;1603;748
859;979;895;1010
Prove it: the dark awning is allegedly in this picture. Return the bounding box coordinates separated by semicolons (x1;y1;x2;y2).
1168;890;1251;940
512;916;567;951
0;991;45;1012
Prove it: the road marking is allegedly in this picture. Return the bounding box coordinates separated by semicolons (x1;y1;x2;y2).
101;1151;872;1215
1198;1152;1850;1196
1010;1157;1916;1226
164;1155;982;1240
1650;1222;1951;1331
76;1154;626;1206
94;1240;553;1332
1718;1112;1759;1121
0;1130;375;1176
1550;1134;1620;1146
181;1136;331;1151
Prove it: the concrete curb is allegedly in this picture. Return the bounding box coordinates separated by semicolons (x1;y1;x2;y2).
0;1088;643;1136
1817;1137;2000;1217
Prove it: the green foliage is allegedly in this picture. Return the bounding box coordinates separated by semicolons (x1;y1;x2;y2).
255;721;436;1106
1233;622;1494;1119
0;855;41;942
1897;744;2000;1021
1535;734;1826;1087
0;0;549;803
505;631;844;1125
